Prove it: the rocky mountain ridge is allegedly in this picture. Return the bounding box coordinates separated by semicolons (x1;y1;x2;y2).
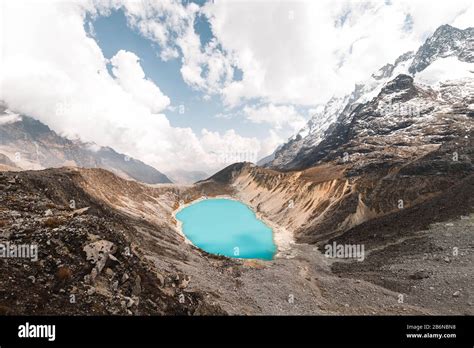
268;24;473;170
0;108;172;184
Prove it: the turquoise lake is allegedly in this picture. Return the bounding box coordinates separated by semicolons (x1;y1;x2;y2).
175;198;277;260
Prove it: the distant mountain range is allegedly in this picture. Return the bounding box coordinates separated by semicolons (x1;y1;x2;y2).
166;169;209;184
0;108;172;184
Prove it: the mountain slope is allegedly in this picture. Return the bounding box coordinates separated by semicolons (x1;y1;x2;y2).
268;24;473;170
0;109;172;184
409;24;474;74
201;136;473;313
290;73;473;171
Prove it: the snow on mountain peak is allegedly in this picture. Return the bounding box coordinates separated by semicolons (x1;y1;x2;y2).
267;24;474;170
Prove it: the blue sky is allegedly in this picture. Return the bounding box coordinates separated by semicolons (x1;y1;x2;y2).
88;8;275;140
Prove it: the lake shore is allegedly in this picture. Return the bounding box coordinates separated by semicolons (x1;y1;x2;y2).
172;194;294;259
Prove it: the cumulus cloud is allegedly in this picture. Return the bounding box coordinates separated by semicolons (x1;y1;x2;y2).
2;0;473;174
242;104;310;159
110;50;170;113
0;0;258;173
244;104;307;133
122;0;235;94
202;0;474;106
259;129;285;160
200;128;261;165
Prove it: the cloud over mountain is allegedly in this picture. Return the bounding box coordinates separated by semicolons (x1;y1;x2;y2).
0;0;259;173
1;0;472;174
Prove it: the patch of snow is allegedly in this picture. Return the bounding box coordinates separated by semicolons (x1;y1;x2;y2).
0;111;21;125
415;57;474;86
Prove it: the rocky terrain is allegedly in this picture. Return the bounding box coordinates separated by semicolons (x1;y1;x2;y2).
0;167;443;315
0;169;222;315
0;155;471;315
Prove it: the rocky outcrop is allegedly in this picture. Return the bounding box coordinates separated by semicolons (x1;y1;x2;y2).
409;24;474;74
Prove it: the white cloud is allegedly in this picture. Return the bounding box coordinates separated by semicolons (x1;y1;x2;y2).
244;104;307;133
176;28;235;94
242;104;310;159
0;0;257;173
2;0;473;174
202;0;474;106
111;50;170;113
121;0;235;94
159;46;180;61
259;129;284;160
200;128;261;165
452;5;474;29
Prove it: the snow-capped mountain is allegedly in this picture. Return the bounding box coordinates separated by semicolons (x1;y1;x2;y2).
295;73;473;172
267;24;473;170
409;24;474;74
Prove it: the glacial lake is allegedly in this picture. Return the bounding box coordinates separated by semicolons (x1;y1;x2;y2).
175;198;276;260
